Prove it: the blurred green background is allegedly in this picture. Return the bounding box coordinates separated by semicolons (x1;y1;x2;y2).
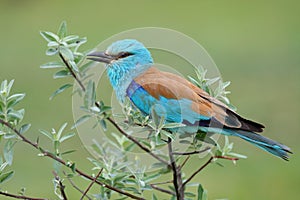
0;0;299;199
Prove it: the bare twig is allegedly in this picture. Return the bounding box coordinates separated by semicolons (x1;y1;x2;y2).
80;168;103;200
52;171;68;200
150;184;175;196
59;53;85;92
183;155;239;187
151;180;173;185
180;155;190;170
214;155;239;161
173;147;210;155
183;156;213;188
0;191;47;200
63;172;92;200
0;119;144;200
168;138;184;200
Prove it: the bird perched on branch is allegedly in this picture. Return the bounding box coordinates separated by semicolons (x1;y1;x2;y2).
87;39;292;160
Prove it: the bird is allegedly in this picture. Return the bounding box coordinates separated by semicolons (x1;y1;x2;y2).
87;39;292;160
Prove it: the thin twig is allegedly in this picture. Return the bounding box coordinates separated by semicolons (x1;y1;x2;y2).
173;147;211;155
80;168;103;200
180;155;190;170
151;180;173;185
63;172;92;200
52;171;68;200
150;184;175;196
214;155;239;161
59;53;85;92
168;138;184;200
107;117;171;167
183;155;239;187
183;156;213;188
0;191;47;200
0;119;144;200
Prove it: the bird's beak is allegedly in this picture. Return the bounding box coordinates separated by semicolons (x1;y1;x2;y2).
86;51;114;64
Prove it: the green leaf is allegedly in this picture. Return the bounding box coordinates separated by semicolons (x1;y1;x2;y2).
39;129;54;141
50;84;72;100
4;140;16;165
185;192;196;197
62;35;79;43
152;194;158;200
99;120;107;131
0;170;14;184
222;81;231;89
151;107;160;128
163;122;185;129
227;152;247;159
47;41;59;47
179;140;191;144
54;140;60;155
46;48;58;56
84;80;95;108
40;31;59;42
19;123;31;134
57;122;68;140
7;93;25;108
161;130;175;140
57;21;67;38
59;46;74;61
40;61;64;69
144;173;161;183
197;184;204;200
7;80;15;96
74;37;87;47
7;109;24;121
206;77;220;86
61;150;76;156
69;60;79;72
123;187;140;194
71;115;91;129
53;70;71;79
0;162;8;172
69;162;76;173
59;132;75;143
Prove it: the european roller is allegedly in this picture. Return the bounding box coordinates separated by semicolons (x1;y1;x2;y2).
87;39;292;160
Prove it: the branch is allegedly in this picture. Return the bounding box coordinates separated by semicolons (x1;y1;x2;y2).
59;53;85;92
183;155;239;187
107;117;171;167
53;171;68;200
150;184;175;196
80;168;103;200
179;156;190;170
151;180;173;185
63;172;92;200
182;156;213;188
173;147;210;155
168;138;184;200
214;155;239;161
0;191;47;200
0;119;144;200
150;180;174;196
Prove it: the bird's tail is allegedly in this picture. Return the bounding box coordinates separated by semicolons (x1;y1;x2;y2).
233;130;292;161
198;127;292;160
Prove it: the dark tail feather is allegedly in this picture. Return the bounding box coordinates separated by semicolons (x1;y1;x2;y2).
234;130;292;161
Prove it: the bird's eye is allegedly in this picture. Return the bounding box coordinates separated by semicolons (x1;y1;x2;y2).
117;52;133;59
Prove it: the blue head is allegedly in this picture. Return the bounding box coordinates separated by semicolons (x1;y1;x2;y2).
87;39;153;101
